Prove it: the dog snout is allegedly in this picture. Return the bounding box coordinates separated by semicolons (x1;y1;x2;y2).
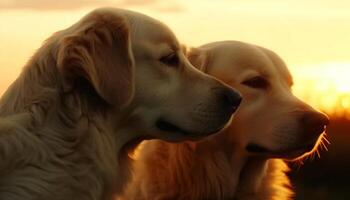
300;111;329;139
214;87;242;114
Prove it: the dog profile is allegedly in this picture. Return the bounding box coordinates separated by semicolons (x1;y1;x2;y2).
0;9;241;200
122;41;329;200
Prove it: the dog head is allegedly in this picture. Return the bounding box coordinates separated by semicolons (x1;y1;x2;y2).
188;41;329;160
56;8;241;143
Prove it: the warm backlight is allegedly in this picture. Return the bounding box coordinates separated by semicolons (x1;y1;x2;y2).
0;9;349;121
292;63;350;119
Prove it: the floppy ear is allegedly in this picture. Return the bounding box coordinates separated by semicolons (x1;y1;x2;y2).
186;47;209;72
57;12;134;108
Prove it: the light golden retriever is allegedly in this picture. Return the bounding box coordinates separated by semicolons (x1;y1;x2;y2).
122;41;329;200
0;9;242;200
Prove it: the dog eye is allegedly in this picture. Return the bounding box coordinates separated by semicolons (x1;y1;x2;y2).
242;76;269;89
160;53;179;67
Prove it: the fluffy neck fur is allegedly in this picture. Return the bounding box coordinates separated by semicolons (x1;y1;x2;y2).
0;40;137;199
125;133;293;200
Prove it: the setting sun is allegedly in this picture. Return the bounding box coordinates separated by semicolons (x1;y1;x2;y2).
0;1;350;200
1;1;350;117
292;63;350;118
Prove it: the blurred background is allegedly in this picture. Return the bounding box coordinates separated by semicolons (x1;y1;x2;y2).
0;1;349;199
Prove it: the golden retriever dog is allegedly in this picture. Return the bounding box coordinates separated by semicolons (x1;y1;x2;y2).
122;41;329;200
0;9;242;200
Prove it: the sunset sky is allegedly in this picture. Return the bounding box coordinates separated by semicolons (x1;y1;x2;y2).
0;0;349;117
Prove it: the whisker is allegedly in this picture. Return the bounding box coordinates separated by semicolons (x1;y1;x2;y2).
293;159;304;170
319;140;325;150
316;149;321;158
320;140;328;151
323;135;331;145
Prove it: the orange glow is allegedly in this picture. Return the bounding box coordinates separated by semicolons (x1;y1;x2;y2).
0;3;350;119
292;63;350;118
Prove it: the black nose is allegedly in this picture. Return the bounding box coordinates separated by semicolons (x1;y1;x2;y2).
300;111;329;138
216;87;242;114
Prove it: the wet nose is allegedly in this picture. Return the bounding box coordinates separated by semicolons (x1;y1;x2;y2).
216;87;242;114
300;111;329;138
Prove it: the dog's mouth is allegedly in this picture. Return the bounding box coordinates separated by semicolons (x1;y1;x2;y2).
246;144;270;153
156;119;192;136
155;118;222;139
274;142;317;159
246;142;317;159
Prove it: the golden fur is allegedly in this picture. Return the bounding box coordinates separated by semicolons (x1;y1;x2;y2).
122;41;329;200
0;9;240;200
123;140;292;200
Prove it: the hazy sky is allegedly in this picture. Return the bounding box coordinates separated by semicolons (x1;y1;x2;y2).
0;0;349;113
